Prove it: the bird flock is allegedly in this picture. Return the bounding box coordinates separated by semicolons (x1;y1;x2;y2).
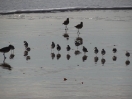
51;18;131;65
0;18;131;66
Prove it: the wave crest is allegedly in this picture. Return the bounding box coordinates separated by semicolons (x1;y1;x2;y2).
0;7;132;15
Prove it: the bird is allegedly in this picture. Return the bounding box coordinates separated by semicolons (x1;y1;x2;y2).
66;45;71;52
75;22;83;34
57;44;61;53
126;51;130;58
0;45;13;59
101;49;106;56
94;47;99;54
51;42;55;50
113;48;117;53
24;41;28;48
63;18;69;30
82;46;88;54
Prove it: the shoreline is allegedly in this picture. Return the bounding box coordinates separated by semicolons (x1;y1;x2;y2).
0;7;132;15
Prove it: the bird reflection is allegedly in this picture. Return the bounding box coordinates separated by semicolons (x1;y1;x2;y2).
9;54;15;59
112;56;117;61
76;37;83;45
94;56;99;64
63;33;69;40
125;60;130;66
75;40;81;49
51;53;55;60
74;50;81;55
24;51;28;56
82;55;88;62
56;53;61;60
26;56;31;61
66;54;71;60
0;62;12;70
101;58;106;66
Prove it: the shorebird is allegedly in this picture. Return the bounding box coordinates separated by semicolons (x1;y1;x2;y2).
0;45;13;59
94;47;99;54
101;49;106;56
63;18;69;30
82;46;88;54
75;22;83;34
66;45;71;52
24;41;28;48
126;51;130;58
113;48;117;53
51;42;55;50
57;44;61;53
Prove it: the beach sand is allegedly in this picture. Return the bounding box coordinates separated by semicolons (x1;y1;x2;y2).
0;10;132;99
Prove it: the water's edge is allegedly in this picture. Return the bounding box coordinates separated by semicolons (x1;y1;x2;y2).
1;7;132;15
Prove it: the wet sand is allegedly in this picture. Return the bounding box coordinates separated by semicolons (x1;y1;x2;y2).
0;10;132;99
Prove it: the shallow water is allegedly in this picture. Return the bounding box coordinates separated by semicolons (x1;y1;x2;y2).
0;10;132;99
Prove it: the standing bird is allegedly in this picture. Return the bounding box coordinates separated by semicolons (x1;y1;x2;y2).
51;42;55;51
82;46;88;54
0;45;13;59
113;48;117;53
94;47;99;54
101;49;106;56
63;18;69;30
126;51;130;58
66;45;71;52
57;44;61;53
24;41;28;48
75;22;83;35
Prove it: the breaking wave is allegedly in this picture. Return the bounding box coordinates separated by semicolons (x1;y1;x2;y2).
0;6;132;15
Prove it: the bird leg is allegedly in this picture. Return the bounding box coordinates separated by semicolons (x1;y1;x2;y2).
65;25;68;30
3;53;6;59
65;29;67;34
